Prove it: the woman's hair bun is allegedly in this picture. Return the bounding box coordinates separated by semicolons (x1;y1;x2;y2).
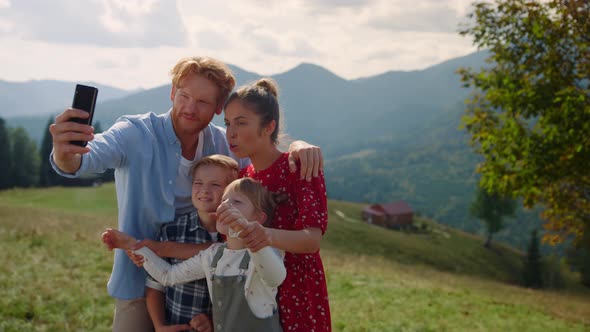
254;78;279;98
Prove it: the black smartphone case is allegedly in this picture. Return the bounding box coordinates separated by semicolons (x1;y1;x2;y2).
70;84;98;147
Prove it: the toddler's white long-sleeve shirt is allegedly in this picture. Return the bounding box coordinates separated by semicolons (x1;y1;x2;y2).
136;243;285;318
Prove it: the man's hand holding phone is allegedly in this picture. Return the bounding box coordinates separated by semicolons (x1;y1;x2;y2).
48;84;98;174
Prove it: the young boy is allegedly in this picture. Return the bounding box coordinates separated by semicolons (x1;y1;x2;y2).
103;154;239;331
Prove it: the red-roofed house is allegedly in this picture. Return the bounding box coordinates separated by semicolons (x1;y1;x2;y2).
361;201;414;229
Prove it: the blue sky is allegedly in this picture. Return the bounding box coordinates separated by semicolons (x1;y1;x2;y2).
0;0;478;90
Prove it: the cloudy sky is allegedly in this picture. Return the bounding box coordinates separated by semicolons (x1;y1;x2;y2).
0;0;479;90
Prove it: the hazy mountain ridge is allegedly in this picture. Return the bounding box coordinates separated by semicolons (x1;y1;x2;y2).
3;52;487;147
0;80;132;118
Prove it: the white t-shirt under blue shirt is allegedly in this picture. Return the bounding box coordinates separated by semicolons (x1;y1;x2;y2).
174;131;204;214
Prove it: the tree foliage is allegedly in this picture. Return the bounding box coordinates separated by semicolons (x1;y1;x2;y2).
459;0;590;244
11;127;39;187
470;185;516;248
0;118;12;189
39;116;61;187
523;229;544;288
566;230;590;287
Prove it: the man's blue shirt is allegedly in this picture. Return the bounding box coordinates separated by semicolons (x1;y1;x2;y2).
50;110;246;299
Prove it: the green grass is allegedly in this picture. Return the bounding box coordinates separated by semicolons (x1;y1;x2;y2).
0;185;118;217
325;200;527;283
1;184;590;331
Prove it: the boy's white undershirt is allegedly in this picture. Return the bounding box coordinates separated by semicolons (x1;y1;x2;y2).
174;131;204;214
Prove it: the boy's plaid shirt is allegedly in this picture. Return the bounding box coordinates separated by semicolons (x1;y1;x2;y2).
146;210;220;325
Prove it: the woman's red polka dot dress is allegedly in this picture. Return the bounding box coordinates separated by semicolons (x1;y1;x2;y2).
241;153;331;331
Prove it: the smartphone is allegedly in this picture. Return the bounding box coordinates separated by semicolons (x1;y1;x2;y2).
69;84;98;147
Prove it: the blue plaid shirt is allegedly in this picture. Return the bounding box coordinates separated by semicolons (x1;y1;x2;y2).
146;210;220;325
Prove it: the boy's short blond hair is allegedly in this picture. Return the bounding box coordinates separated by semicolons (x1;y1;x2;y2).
191;154;239;184
170;56;236;106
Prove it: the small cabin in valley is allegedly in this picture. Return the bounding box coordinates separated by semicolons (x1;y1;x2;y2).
361;201;414;229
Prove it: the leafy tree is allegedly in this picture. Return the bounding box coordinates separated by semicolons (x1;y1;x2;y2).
11;127;40;187
470;185;516;248
0;118;12;189
523;229;543;288
566;232;590;287
459;0;590;244
39;116;61;187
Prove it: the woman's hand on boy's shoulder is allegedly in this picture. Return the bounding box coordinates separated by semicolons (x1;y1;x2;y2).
288;140;323;182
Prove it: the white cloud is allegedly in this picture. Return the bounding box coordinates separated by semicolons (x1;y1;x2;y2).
0;37;186;89
105;0;158;15
0;0;478;89
368;1;462;33
194;29;231;51
302;0;375;7
0;0;186;47
0;17;12;33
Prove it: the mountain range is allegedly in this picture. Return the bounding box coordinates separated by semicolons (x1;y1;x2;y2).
0;80;132;117
2;51;547;251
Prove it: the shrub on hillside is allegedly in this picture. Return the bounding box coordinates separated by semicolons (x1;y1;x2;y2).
540;255;565;290
523;230;543;289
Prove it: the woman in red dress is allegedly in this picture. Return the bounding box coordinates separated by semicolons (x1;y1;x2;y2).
217;78;331;332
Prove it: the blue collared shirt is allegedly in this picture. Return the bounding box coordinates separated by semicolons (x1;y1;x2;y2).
50;110;247;300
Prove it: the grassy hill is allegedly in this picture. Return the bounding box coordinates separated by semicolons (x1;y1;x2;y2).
1;184;589;331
